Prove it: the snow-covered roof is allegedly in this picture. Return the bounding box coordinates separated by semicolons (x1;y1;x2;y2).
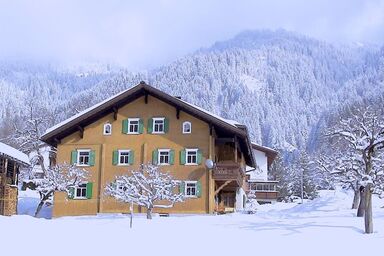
44;87;132;135
0;142;30;165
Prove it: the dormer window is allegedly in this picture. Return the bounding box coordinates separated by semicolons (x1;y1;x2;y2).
182;121;191;134
103;123;112;135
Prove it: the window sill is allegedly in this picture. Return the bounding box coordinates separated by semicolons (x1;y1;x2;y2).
158;163;170;166
73;197;88;200
117;164;131;166
76;164;90;167
185;195;198;198
152;132;165;134
126;132;140;135
185;163;198;166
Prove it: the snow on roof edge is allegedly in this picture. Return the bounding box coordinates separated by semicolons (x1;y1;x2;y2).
43;84;243;138
0;142;30;165
42;86;133;137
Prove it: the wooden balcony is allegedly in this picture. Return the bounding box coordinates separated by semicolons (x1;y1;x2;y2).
254;191;278;201
213;162;245;187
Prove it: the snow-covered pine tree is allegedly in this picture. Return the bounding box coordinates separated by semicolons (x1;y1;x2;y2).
105;163;184;219
243;191;259;214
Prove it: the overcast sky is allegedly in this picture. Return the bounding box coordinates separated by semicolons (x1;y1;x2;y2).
0;0;383;69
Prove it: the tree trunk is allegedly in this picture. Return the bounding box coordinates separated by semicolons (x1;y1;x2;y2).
34;191;52;217
129;202;133;228
352;189;360;209
364;185;373;234
34;200;45;217
146;207;153;219
357;186;365;217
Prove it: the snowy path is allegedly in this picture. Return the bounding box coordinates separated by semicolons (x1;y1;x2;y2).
2;190;384;256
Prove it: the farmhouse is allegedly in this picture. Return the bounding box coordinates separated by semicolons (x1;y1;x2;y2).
247;143;279;204
0;142;30;216
41;81;273;217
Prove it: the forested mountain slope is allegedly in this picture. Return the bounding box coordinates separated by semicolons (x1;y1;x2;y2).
1;30;383;155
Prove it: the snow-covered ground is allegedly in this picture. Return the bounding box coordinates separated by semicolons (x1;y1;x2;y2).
1;189;384;256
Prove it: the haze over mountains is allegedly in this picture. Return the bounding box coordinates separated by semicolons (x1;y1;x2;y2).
1;30;383;155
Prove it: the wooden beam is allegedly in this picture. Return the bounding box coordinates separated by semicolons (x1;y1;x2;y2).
113;107;118;120
215;138;235;144
209;124;213;136
144;92;148;104
215;180;232;195
54;137;61;145
78;126;84;139
176;108;180;119
234;135;238;163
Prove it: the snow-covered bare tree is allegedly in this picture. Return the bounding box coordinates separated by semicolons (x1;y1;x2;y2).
105;163;184;219
34;163;89;217
8;98;55;174
327;105;384;234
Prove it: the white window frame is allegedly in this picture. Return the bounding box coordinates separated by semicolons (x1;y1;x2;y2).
127;118;140;134
74;183;87;199
118;150;131;166
158;149;170;165
185;148;198;165
184;181;197;197
77;149;91;167
103;123;112;135
182;121;192;134
153;117;165;134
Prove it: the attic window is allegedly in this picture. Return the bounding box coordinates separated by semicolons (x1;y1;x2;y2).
103;123;112;135
182;121;191;134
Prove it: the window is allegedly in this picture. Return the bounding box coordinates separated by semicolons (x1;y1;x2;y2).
75;184;87;199
158;149;170;165
128;118;140;134
103;123;112;135
153;118;165;133
186;149;198;165
77;150;90;166
182;121;191;134
118;150;130;165
185;181;197;197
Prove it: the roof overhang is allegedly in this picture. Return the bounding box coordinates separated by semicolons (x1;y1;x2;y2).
251;142;278;167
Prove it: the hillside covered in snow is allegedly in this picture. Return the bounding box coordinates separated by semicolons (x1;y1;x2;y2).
1;30;383;155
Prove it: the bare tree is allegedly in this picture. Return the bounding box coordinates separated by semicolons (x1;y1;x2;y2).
327;105;384;233
105;163;184;220
34;163;89;217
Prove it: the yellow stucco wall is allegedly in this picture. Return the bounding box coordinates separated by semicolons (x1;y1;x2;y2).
53;95;216;217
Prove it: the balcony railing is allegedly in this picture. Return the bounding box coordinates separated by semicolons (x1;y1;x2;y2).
213;162;245;187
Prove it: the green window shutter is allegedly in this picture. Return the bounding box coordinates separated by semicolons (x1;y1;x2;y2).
68;187;75;199
112;150;119;165
179;149;186;165
147;118;153;134
169;150;175;165
164;118;169;133
152;149;158;165
196;181;202;198
197;149;202;165
89;150;96;166
139;119;144;134
129;150;135;165
179;181;185;194
86;182;93;199
71;150;78;165
122;119;128;134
